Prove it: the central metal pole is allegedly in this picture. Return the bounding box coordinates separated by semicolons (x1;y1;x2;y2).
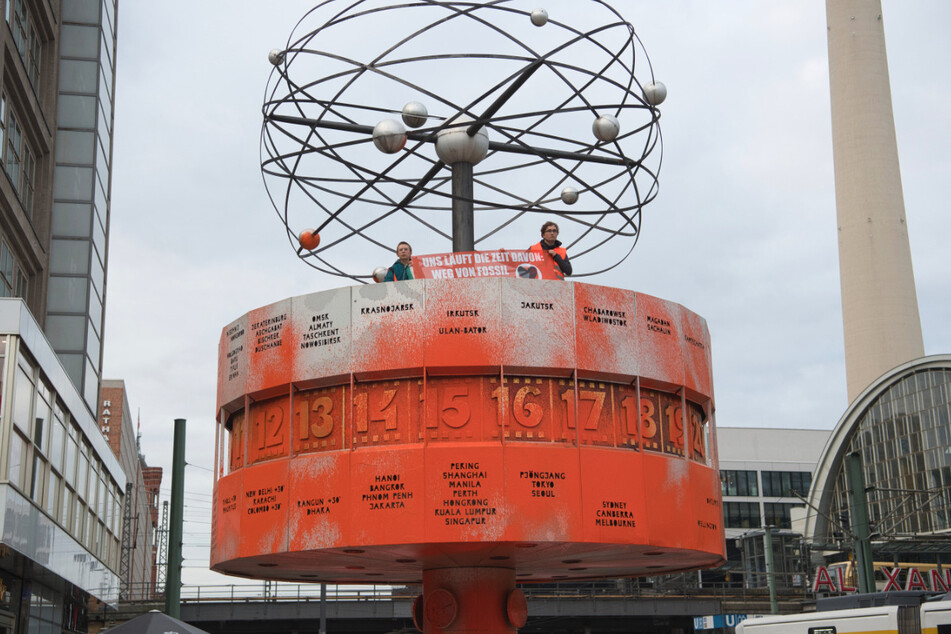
451;162;474;252
419;567;524;633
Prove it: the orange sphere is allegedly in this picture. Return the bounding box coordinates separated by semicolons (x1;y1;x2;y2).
298;230;320;250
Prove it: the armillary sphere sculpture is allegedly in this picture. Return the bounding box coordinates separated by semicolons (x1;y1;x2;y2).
260;0;665;280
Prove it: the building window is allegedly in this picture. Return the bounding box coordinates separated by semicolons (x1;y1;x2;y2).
761;471;812;497
30;452;46;503
12;363;34;432
763;502;803;530
45;471;60;518
0;240;28;301
74;500;85;542
61;487;74;531
722;470;759;497
1;96;37;216
21;141;35;213
6;0;42;89
76;448;89;502
7;431;27;489
3;101;22;185
724;501;761;529
27;582;61;633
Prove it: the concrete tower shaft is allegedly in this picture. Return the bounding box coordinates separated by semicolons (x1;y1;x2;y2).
826;0;924;403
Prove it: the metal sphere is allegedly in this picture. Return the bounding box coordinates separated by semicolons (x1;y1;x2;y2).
372;119;408;154
268;49;284;66
643;81;667;106
401;101;429;128
372;267;388;283
435;116;489;165
298;229;320;250
530;8;549;26
561;186;579;205
592;115;620;143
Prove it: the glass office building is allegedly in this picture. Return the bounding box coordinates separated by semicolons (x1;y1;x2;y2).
0;0;122;631
47;0;117;411
0;301;123;633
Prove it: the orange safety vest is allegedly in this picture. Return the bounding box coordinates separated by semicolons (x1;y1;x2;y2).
529;242;568;279
529;242;568;260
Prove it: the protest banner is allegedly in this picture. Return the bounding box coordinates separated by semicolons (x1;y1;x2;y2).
413;249;564;280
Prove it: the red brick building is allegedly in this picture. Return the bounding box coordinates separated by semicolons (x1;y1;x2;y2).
99;380;164;599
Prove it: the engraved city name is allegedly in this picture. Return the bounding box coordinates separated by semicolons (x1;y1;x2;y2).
296;494;339;517
438;462;497;525
684;334;705;349
301;312;341;349
520;301;553;310
596;500;636;528
363;473;412;510
245;485;284;514
582;306;628;326
360;303;415;314
519;469;566;498
645;314;671;335
251;314;287;353
226;345;244;381
437;326;487;334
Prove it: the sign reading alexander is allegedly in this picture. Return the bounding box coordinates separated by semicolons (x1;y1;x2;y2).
813;565;951;593
413;249;562;280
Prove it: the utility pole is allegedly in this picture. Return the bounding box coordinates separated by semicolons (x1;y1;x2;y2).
155;501;169;595
165;419;186;617
320;583;327;634
119;482;134;600
763;526;778;614
846;451;875;593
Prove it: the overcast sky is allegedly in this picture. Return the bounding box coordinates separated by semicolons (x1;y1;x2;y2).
102;1;951;588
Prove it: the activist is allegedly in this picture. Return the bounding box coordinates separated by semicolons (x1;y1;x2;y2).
384;241;415;281
530;221;572;277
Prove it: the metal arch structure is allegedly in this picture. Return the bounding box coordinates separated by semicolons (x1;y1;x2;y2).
261;0;664;282
803;355;951;547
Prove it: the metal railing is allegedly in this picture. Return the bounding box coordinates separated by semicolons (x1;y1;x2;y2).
163;578;812;604
111;573;815;609
181;583;406;603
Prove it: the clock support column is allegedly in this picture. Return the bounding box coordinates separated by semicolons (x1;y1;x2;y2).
451;162;475;253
